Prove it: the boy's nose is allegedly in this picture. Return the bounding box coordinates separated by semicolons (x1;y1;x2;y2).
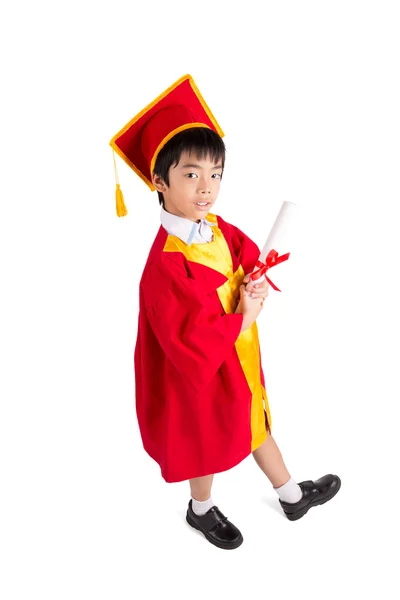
198;180;211;193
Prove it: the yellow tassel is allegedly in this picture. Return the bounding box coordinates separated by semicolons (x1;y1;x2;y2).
113;147;128;217
116;183;128;217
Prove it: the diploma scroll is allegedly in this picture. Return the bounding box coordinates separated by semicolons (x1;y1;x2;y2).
249;201;297;291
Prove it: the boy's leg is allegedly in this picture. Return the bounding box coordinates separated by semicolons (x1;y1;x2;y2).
189;474;214;501
252;434;303;503
252;434;291;488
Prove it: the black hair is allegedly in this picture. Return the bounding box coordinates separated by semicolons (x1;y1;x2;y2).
152;126;226;207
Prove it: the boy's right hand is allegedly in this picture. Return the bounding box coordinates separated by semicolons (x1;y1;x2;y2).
234;284;264;329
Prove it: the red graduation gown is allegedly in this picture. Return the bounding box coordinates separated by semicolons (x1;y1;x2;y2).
134;212;272;483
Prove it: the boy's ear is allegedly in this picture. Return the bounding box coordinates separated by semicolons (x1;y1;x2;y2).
151;172;166;193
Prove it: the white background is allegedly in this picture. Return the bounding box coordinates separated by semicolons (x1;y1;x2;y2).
1;1;399;598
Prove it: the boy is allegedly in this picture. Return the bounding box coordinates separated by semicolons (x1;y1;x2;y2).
110;74;341;550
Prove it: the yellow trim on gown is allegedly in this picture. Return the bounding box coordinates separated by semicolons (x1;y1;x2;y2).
163;213;272;452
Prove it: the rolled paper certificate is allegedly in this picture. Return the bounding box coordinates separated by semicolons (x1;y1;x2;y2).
249;201;297;291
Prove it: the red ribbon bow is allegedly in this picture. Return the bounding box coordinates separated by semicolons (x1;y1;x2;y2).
249;249;290;292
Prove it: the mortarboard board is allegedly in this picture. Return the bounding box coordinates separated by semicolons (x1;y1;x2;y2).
109;73;225;217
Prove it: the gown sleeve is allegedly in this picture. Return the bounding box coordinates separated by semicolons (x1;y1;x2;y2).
142;260;244;394
230;223;261;276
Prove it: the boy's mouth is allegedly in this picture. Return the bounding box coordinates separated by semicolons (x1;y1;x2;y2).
194;201;211;209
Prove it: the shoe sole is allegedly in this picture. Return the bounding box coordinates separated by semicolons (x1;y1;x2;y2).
284;477;342;521
186;513;244;550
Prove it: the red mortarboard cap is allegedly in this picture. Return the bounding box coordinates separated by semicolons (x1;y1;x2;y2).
109;73;224;217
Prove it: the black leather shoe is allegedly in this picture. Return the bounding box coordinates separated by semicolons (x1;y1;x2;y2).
279;474;341;521
186;500;243;549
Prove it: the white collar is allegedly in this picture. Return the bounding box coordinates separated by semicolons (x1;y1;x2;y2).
160;205;216;246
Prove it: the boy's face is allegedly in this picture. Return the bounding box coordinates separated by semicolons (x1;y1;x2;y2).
151;150;223;223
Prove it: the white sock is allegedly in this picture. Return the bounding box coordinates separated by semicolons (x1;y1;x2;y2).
191;495;215;516
274;477;303;503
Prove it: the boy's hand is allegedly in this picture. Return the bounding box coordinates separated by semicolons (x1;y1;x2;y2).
243;273;270;300
234;273;269;317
